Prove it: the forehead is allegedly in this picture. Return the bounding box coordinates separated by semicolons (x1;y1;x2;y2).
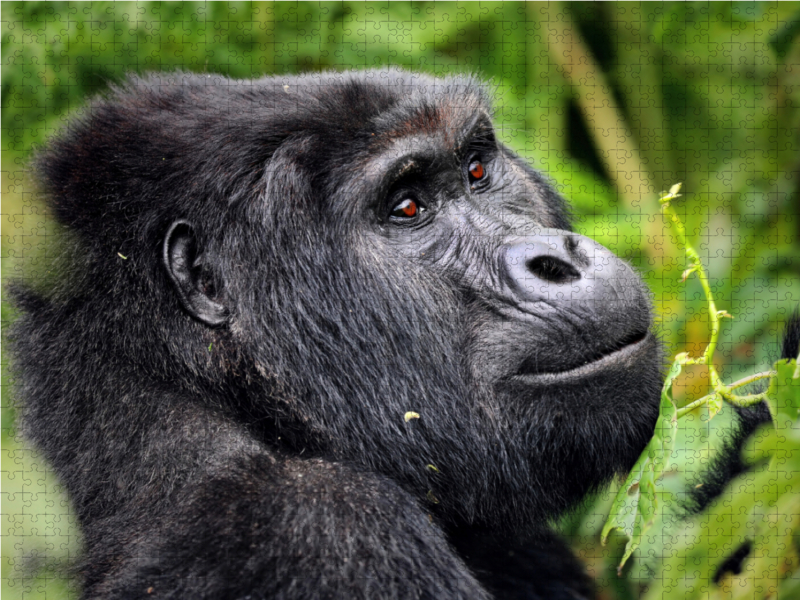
369;81;491;150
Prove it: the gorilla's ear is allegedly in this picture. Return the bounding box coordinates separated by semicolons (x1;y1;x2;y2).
163;220;228;327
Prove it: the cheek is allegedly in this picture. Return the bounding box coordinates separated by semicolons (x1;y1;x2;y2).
363;219;456;267
467;318;528;384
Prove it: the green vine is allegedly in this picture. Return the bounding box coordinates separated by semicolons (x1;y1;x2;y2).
659;183;773;419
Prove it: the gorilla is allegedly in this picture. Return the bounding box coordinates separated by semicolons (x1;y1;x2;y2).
12;69;710;599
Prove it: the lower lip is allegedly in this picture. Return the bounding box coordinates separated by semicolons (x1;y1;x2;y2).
509;332;654;386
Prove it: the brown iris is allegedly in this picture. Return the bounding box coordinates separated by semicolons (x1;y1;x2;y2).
468;160;485;181
391;198;418;218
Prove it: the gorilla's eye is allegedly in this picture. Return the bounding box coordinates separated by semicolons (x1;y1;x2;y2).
390;198;422;220
468;160;485;182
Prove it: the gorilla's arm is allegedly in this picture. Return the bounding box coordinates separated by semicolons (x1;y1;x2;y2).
80;401;490;600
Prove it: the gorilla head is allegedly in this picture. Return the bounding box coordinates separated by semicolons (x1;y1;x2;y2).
14;70;663;596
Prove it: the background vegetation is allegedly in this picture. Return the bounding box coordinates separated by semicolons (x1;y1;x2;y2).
3;2;799;598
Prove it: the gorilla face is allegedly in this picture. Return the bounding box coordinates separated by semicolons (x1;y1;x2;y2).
163;73;665;529
34;70;663;537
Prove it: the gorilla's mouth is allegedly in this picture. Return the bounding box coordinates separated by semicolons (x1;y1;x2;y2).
513;330;652;384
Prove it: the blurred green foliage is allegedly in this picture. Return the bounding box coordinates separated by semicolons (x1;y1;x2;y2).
2;2;799;598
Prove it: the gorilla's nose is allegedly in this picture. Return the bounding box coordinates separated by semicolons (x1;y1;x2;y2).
501;230;638;306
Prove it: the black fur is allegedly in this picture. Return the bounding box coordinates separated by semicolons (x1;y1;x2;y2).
10;70;670;599
782;310;800;363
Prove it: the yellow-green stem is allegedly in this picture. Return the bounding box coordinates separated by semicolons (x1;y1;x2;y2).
659;185;724;390
660;184;788;413
728;371;774;391
676;395;713;418
721;390;768;407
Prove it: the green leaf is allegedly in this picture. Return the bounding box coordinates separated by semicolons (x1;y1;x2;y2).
600;450;646;546
764;358;800;428
601;358;680;568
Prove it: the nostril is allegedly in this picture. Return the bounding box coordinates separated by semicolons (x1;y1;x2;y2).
526;255;581;284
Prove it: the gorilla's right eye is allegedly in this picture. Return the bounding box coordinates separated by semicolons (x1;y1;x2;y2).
390;198;423;220
468;160;485;181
